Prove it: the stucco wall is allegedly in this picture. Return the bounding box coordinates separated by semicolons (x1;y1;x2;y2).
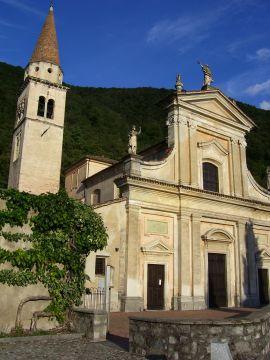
0;198;54;332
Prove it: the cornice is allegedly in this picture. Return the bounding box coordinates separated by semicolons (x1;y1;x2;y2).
19;76;69;95
117;175;270;209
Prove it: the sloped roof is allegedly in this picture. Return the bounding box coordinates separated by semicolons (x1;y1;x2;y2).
30;6;60;66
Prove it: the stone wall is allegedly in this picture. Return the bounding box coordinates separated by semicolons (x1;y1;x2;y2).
72;308;107;342
129;306;270;360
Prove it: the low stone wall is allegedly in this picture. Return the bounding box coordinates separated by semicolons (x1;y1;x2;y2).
129;306;270;360
72;308;107;342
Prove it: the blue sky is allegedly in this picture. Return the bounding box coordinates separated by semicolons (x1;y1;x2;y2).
0;0;270;109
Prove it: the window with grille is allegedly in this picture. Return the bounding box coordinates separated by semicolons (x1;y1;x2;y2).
203;162;219;192
95;257;105;276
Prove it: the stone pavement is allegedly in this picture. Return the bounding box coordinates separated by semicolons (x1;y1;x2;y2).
0;334;145;360
0;309;259;360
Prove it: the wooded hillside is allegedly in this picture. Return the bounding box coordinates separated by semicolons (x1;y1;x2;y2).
0;61;269;188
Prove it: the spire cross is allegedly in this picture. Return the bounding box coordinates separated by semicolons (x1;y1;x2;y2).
50;0;54;10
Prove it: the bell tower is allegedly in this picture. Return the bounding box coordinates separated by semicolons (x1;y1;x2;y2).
8;4;68;194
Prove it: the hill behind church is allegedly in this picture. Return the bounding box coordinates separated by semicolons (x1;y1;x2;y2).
0;61;270;189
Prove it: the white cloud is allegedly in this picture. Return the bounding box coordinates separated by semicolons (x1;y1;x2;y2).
146;0;254;52
0;0;44;17
246;79;270;96
260;100;270;110
146;15;212;44
0;19;24;28
247;48;270;62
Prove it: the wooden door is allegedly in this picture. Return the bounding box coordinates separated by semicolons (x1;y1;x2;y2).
208;253;227;308
147;264;165;310
258;269;269;305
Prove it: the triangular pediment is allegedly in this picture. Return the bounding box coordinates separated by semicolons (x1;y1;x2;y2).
141;240;173;256
198;140;229;156
257;248;270;261
179;90;255;131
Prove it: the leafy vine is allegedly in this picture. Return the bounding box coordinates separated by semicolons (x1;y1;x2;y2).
0;189;108;322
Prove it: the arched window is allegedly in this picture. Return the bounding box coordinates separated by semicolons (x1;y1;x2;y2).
91;189;101;205
46;99;55;119
203;162;219;192
37;96;45;117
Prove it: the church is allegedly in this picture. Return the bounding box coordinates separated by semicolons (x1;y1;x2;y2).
7;4;270;314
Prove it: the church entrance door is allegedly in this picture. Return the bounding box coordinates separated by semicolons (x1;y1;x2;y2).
258;269;269;305
208;253;227;308
147;264;165;310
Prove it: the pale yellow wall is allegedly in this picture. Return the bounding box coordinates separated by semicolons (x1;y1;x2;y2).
85;174;120;205
0;199;57;332
85;200;127;311
65;160;112;200
8;76;67;195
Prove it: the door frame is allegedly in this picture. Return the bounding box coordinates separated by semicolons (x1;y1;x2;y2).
257;267;270;305
205;250;232;308
144;261;168;311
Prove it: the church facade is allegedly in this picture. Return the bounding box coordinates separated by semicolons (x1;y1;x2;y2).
66;85;270;312
5;4;270;319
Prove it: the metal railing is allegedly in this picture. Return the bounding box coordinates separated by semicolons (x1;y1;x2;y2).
82;288;106;311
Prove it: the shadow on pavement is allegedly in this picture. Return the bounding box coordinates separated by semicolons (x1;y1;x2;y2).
106;332;129;351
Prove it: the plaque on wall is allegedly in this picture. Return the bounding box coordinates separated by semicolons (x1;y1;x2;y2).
146;220;168;236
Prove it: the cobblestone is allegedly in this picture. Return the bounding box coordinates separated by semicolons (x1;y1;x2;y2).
0;337;145;360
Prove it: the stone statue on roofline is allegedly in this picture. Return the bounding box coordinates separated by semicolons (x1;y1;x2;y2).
128;125;141;155
198;61;214;88
175;73;184;92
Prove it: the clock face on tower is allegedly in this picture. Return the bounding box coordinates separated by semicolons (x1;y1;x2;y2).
16;99;25;123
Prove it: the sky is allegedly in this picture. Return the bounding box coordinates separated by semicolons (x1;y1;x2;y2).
0;0;270;109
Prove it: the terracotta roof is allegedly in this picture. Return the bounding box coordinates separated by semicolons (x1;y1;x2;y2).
30;6;60;66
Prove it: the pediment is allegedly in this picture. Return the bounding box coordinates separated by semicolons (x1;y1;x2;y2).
141;240;173;256
202;228;234;243
256;248;270;262
198;139;229;156
180;90;255;131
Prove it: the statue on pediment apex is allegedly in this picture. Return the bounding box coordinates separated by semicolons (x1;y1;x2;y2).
198;61;214;87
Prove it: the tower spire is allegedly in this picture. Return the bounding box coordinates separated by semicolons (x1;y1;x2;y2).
30;3;60;66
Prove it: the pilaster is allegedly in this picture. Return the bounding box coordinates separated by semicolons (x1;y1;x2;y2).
178;117;190;185
245;221;260;306
177;211;193;310
189;121;199;187
191;214;206;309
230;138;243;197
239;139;248;198
237;220;259;307
122;204;143;312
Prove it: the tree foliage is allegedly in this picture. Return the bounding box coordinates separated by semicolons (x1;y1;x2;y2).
0;61;270;188
0;189;108;322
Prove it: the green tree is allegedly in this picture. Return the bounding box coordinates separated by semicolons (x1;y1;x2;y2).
0;189;108;322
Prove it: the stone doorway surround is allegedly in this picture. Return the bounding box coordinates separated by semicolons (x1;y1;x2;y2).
202;228;235;308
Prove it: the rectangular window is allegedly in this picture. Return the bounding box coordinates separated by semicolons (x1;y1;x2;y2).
95;257;105;276
13;131;22;162
72;171;78;189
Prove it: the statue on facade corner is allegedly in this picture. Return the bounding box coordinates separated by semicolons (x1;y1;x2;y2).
128;125;141;155
175;73;183;92
197;61;214;87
